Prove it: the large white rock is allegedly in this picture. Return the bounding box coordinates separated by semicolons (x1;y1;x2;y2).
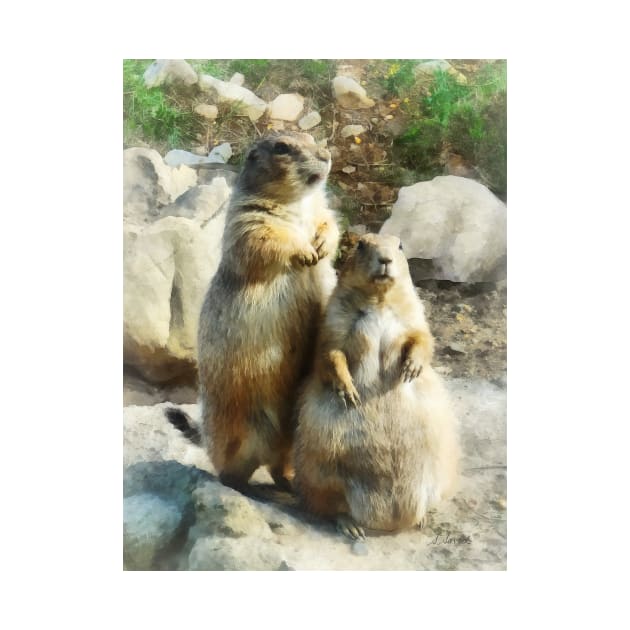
268;93;305;121
123;177;231;382
380;176;506;283
143;59;198;88
198;74;267;121
332;76;375;109
123;148;197;225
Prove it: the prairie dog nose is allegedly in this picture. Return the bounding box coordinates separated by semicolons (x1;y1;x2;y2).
378;256;392;265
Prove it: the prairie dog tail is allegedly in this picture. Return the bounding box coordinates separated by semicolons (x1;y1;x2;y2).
164;407;202;445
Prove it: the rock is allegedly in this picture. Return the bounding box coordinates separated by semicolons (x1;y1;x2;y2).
298;110;322;130
207;142;232;163
445;342;467;355
143;59;198;88
415;60;467;85
123;148;197;225
123;460;209;507
340;124;366;139
268;93;305;121
196;166;239;188
380;176;506;283
123;494;183;570
194;103;218;120
352;541;369;556
192;481;274;539
332;76;375;109
187;536;283;571
341;165;356;174
158;182;231;221
123;177;231;382
164;143;231;168
229;72;245;86
198;74;267;121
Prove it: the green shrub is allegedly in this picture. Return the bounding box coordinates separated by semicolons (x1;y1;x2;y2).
392;61;507;197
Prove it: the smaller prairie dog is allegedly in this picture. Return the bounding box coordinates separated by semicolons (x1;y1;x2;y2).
294;233;460;538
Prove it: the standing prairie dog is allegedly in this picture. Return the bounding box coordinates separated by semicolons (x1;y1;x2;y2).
294;233;460;538
197;132;340;490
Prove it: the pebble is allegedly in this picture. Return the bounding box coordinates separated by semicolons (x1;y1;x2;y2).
342;165;356;174
341;124;366;139
194;103;218;120
298;111;322;130
352;540;369;556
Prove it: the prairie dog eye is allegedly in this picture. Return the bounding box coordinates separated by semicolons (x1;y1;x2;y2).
273;142;290;155
357;241;365;251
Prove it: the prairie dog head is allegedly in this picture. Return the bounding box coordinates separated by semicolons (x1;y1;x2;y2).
340;233;411;295
237;132;332;204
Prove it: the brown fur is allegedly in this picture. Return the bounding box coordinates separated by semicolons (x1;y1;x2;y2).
294;234;460;536
197;132;340;489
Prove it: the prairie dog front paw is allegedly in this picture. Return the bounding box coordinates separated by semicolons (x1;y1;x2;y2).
292;244;319;267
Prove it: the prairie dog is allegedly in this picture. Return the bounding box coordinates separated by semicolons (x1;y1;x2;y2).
294;233;460;538
197;132;340;490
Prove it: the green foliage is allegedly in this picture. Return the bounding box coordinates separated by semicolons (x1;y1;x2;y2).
393;61;507;198
123;59;201;150
227;59;272;87
382;60;418;96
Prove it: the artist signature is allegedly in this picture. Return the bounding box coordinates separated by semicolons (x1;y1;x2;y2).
429;533;472;545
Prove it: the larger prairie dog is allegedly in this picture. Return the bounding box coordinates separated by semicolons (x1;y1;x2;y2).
294;233;460;538
197;132;340;490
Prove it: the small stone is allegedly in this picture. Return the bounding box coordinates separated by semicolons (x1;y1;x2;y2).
194;103;218;120
229;72;245;86
342;165;356;174
371;117;379;124
352;540;369;556
495;498;507;510
415;59;467;85
341;124;366;139
198;74;267;121
277;560;295;570
143;59;198;88
207;142;232;164
268;93;305;121
384;114;394;120
332;76;375;109
298;110;322;130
